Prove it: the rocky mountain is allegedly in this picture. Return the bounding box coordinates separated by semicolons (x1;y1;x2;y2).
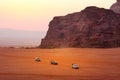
110;0;120;13
40;6;120;48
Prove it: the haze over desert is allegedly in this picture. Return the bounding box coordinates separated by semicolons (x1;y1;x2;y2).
0;48;120;80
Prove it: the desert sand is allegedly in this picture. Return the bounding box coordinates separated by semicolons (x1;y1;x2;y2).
0;48;120;80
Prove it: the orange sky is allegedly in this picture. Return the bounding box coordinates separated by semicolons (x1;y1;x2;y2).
0;0;116;31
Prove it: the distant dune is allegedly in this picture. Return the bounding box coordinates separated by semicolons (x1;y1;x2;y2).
0;28;46;47
0;48;120;80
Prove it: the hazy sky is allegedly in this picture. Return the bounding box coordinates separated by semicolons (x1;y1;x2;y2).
0;0;116;31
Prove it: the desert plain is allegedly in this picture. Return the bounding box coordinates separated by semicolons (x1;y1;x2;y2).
0;48;120;80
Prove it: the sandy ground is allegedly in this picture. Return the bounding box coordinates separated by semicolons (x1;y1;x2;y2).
0;48;120;80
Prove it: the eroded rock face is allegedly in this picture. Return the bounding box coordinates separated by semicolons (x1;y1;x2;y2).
110;0;120;13
117;0;120;2
40;6;120;48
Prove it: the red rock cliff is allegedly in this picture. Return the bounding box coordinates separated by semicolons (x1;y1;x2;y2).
40;6;120;48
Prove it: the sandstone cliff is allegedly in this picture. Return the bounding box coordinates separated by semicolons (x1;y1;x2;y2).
40;6;120;48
